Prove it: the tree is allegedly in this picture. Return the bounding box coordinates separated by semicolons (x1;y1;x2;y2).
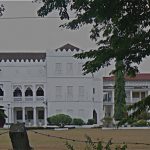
37;0;150;73
114;60;126;120
37;0;150;120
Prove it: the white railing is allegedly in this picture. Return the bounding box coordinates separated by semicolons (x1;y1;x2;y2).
36;96;44;101
14;97;22;101
0;96;3;101
25;97;33;101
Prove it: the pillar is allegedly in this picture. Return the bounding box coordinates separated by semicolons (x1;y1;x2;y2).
33;107;36;126
22;107;25;123
44;107;47;126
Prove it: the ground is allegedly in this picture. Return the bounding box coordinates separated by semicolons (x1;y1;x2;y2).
0;128;150;150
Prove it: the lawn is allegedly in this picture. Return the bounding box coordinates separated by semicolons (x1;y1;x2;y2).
0;128;150;150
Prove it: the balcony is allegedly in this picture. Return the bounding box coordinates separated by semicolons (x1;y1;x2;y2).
25;96;33;101
0;96;3;101
103;97;113;105
36;96;44;101
14;97;22;101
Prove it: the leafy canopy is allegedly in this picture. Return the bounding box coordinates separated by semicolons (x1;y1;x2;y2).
38;0;150;75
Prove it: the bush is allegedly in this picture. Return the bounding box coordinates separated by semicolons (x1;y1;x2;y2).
72;118;84;126
132;119;148;127
87;119;95;125
101;117;113;128
47;114;72;127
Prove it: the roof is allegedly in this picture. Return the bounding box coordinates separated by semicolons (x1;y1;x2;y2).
0;53;46;61
103;73;150;81
56;43;80;51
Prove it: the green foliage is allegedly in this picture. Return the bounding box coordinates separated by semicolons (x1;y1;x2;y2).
87;119;95;125
66;135;127;150
101;117;113;128
118;95;150;127
132;120;149;127
114;60;127;121
38;0;150;75
0;106;7;119
47;114;72;127
72;118;84;126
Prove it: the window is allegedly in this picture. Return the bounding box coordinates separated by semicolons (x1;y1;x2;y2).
132;92;140;98
27;110;33;120
67;86;73;99
13;87;22;97
25;87;33;97
125;91;130;98
36;87;44;96
38;110;44;119
0;88;4;96
56;86;62;99
55;63;62;74
141;92;146;99
16;110;22;120
66;63;73;74
79;86;84;97
93;88;95;94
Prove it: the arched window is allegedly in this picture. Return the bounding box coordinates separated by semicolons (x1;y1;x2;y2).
13;87;22;97
0;88;4;96
93;109;97;124
36;87;44;96
25;87;33;97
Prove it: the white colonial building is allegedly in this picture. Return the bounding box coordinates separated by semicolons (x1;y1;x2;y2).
0;44;103;126
103;73;150;117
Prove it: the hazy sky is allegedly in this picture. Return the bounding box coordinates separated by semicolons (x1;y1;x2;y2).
0;1;149;75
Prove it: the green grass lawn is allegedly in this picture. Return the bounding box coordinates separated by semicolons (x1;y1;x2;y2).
0;128;150;150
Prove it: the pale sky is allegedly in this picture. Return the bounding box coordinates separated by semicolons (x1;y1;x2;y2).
0;1;149;75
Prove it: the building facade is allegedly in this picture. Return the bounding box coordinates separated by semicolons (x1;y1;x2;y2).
103;74;150;117
0;44;103;126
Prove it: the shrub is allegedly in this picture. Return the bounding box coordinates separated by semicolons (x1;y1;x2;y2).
101;117;113;128
132;119;148;127
47;114;72;127
87;119;95;125
72;118;84;126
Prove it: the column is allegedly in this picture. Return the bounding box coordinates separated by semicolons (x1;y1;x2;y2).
22;107;25;123
33;85;36;102
112;90;115;117
44;106;47;126
33;107;36;126
130;90;133;103
11;107;14;123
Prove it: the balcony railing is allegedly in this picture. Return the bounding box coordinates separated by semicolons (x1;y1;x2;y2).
14;97;22;101
36;96;44;101
0;96;3;101
103;97;112;102
25;97;33;101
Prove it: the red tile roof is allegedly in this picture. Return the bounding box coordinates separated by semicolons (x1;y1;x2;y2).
103;73;150;81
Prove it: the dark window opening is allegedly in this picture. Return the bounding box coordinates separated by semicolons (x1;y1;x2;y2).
16;110;22;120
25;87;33;97
38;110;44;119
27;110;33;120
36;87;44;96
13;88;22;97
93;110;97;124
0;88;4;96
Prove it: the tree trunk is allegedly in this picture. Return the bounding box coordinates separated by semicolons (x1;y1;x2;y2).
114;60;127;121
9;123;33;150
